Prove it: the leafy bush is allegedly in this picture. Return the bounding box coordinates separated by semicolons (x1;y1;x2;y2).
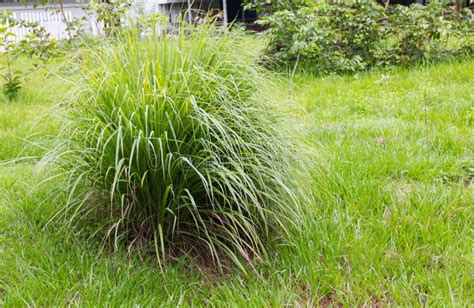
261;0;474;73
383;3;474;65
44;26;303;272
87;0;131;37
0;11;59;100
261;1;386;73
244;0;309;13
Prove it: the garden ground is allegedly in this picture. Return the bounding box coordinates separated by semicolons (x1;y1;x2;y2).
0;58;473;305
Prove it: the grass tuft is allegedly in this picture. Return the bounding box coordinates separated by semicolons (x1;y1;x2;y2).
41;26;304;272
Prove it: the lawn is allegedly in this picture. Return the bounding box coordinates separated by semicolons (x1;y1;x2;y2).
0;58;473;305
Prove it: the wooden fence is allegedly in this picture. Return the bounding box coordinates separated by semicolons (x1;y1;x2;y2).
5;5;101;42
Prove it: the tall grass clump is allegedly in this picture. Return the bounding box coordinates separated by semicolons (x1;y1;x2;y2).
43;25;304;272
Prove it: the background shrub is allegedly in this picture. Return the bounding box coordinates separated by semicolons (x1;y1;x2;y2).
384;3;474;65
260;0;473;73
261;1;385;73
44;25;303;272
244;0;310;13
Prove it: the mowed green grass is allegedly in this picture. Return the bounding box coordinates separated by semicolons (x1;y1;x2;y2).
0;58;473;306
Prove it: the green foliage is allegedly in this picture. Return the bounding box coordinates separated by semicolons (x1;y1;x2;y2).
261;1;385;73
0;11;59;101
261;1;474;73
244;0;309;13
87;0;131;37
383;3;474;65
244;0;472;13
43;26;303;272
64;16;87;42
1;72;22;101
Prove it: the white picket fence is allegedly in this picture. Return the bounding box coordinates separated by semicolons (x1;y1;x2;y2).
6;6;102;42
12;11;71;40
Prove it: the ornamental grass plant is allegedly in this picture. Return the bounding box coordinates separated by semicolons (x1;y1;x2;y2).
42;24;305;272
